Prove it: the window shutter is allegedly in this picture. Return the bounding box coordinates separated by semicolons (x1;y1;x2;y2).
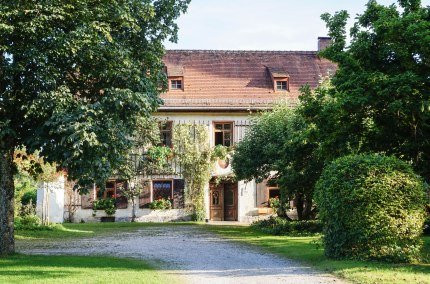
173;179;185;209
115;181;128;209
81;193;94;209
139;180;151;208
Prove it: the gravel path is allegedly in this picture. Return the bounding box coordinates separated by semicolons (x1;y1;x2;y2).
19;225;344;284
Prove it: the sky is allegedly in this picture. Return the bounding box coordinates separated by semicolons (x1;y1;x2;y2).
165;0;430;51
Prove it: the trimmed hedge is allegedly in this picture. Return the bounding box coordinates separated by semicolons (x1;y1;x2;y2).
315;154;427;263
251;216;322;236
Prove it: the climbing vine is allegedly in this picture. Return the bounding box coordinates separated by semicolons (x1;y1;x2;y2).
173;124;213;221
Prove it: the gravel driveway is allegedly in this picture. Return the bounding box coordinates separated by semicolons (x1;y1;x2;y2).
19;225;344;284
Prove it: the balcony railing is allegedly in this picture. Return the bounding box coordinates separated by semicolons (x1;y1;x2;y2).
129;120;251;178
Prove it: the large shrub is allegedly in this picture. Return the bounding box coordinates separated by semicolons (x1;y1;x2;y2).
315;154;427;262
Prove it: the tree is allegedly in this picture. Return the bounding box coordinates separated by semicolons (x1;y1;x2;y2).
317;0;430;181
0;0;189;256
232;103;321;220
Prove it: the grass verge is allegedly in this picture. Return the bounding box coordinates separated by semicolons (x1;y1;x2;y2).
15;222;194;240
203;225;430;284
0;254;176;284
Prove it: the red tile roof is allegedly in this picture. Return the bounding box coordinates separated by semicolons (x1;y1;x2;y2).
160;50;336;111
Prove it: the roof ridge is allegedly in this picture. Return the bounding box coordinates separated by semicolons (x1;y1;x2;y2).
166;49;318;54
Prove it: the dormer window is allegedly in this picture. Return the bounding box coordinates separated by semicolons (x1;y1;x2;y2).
276;81;288;91
166;65;184;91
268;67;289;92
171;79;182;90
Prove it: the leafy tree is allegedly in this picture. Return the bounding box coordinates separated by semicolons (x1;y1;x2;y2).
317;0;430;181
0;0;189;256
232;103;321;220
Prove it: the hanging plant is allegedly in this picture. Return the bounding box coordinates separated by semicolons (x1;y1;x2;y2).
212;145;234;169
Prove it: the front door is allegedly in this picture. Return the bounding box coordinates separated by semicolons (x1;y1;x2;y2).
209;183;223;221
209;181;238;221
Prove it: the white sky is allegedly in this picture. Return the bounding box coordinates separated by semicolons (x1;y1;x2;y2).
165;0;430;51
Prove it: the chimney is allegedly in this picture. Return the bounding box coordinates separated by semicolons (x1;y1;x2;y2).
318;37;332;51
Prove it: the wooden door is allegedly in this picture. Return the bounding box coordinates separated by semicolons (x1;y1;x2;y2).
209;183;224;221
224;182;237;221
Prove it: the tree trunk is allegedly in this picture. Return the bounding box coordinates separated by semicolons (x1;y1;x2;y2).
295;194;304;221
0;148;15;256
302;196;314;220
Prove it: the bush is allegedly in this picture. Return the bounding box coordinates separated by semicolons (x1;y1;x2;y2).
14;215;54;231
315;154;427;263
21;190;37;206
251;216;322;236
93;198;116;215
148;198;172;210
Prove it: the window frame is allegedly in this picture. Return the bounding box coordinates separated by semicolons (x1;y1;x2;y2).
168;76;184;91
275;79;289;91
213;121;234;147
159;121;173;147
152;179;174;201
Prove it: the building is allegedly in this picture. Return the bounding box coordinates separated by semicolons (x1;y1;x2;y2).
37;38;336;223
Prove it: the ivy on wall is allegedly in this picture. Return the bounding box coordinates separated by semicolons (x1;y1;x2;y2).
173;124;213;221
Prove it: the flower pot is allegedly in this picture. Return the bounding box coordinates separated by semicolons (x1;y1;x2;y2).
217;158;229;169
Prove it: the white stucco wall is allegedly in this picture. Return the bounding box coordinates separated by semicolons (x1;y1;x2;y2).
73;204;191;223
36;176;65;224
39;111;272;224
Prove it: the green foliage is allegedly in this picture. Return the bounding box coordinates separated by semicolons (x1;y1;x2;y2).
251;216;323;236
14;215;54;231
318;0;430;182
268;197;281;213
212;145;230;160
232;103;320;220
148;198;172;210
315;154;427;262
21;191;36;206
93;198;116;215
173;124;213;221
145;145;172;173
0;0;190;190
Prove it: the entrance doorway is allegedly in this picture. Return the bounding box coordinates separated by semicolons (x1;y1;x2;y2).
209;181;238;221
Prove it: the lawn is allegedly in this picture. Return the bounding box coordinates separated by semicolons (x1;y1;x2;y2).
203;225;430;284
11;223;189;284
14;222;430;284
0;255;176;284
15;221;193;240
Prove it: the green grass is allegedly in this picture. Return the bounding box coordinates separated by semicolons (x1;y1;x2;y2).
15;222;194;240
12;223;189;283
14;222;430;283
203;225;430;284
0;254;176;284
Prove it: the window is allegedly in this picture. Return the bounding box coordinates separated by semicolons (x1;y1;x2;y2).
214;122;233;146
160;121;173;147
276;81;288;91
268;188;280;199
94;180;128;209
170;79;182;90
152;180;173;201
